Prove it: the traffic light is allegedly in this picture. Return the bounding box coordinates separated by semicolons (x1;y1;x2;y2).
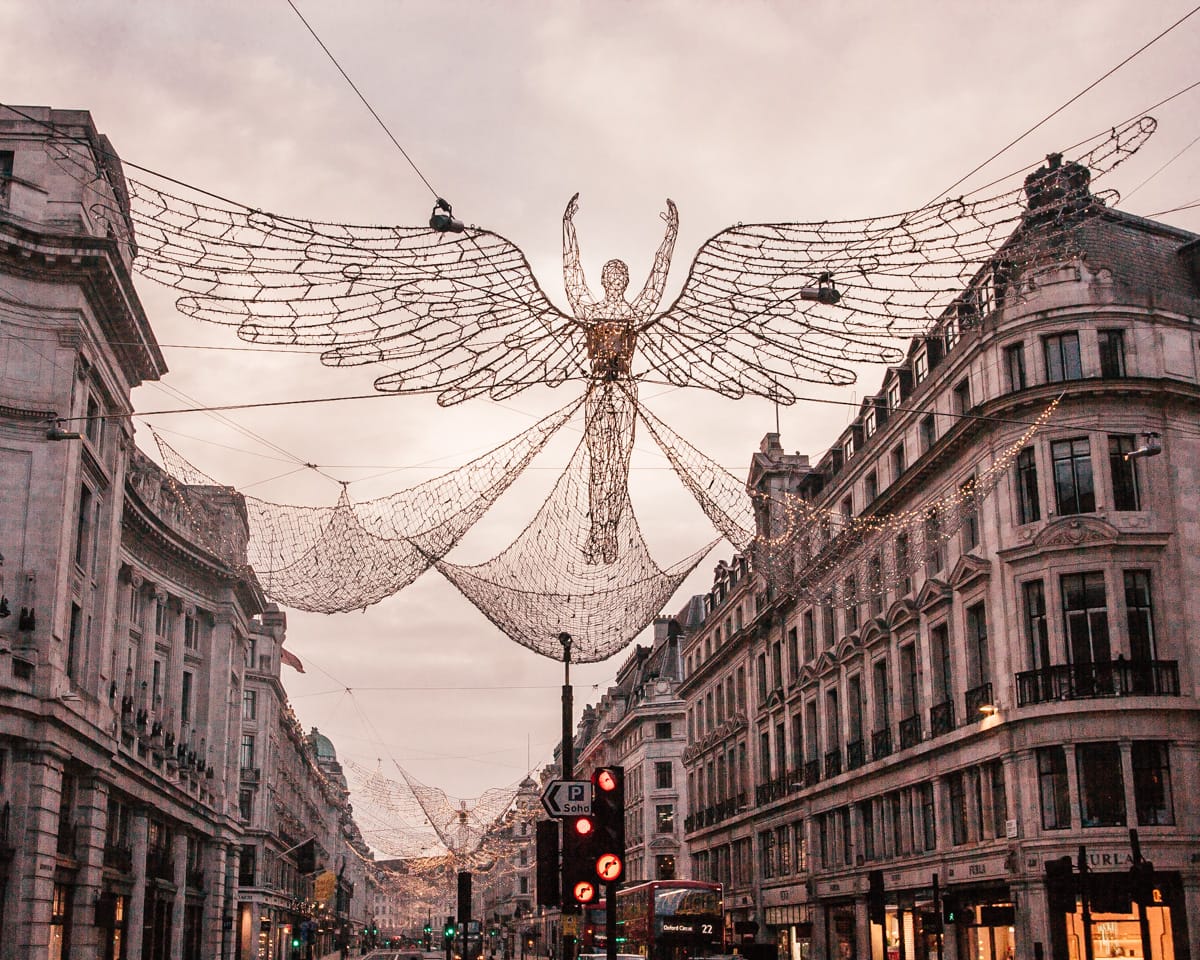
562;813;600;905
867;869;885;925
444;916;457;941
1045;856;1077;914
941;894;969;926
592;766;625;885
1130;858;1157;908
536;819;561;907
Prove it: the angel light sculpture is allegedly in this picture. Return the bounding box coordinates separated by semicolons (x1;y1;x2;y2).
112;117;1151;581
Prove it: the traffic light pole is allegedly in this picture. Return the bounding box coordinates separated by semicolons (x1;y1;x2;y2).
605;882;617;960
560;633;575;960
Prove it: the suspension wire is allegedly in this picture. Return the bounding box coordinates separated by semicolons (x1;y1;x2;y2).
925;2;1200;205
283;0;439;198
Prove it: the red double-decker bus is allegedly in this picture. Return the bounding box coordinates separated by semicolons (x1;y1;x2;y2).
615;881;723;960
580;901;608;953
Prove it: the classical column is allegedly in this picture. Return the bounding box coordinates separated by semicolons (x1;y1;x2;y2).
12;749;64;960
70;776;110;960
171;831;188;960
201;841;228;960
125;809;149;960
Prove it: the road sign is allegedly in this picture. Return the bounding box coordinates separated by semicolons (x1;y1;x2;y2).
541;779;593;817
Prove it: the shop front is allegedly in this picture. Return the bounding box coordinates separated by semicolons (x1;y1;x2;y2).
765;905;812;960
939;883;1014;960
1048;868;1188;960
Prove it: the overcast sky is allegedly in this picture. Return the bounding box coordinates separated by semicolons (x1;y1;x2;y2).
4;1;1198;843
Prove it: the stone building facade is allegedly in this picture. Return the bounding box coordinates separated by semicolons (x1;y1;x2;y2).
681;174;1200;960
0;106;372;960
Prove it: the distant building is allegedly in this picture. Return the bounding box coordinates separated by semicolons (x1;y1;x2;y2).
0;106;372;960
681;165;1200;960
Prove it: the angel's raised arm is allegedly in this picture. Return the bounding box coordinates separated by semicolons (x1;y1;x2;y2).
563;192;593;316
633;198;678;323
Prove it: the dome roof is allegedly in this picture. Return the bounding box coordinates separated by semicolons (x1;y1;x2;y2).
309;727;337;760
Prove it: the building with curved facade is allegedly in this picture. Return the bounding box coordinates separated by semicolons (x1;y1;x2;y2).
681;164;1200;960
0;105;373;960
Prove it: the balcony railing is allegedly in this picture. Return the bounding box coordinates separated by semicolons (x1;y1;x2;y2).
147;849;175;882
845;739;865;770
103;845;134;873
1016;659;1179;706
899;714;923;749
824;749;842;779
871;728;892;761
964;681;994;719
930;699;955;737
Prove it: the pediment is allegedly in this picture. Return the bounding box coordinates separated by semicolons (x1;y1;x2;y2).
1034;516;1120;550
885;599;917;631
949;554;991;591
916;578;953;611
832;635;860;661
860;617;890;645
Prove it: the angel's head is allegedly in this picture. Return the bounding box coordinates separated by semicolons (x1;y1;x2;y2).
601;259;630;299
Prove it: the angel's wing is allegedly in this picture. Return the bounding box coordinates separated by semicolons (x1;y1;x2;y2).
642;117;1155;401
128;179;584;405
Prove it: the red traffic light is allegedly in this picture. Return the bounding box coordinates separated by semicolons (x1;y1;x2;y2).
595;853;623;883
595;769;618;792
573;880;597;903
573;817;595;836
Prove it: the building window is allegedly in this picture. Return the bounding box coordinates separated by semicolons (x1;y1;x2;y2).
843;576;858;633
181;671;193;723
899;642;919;726
1051;437;1095;515
864;406;877;437
988;760;1008;838
840;494;853;519
183;613;198;649
243;689;257;722
0;150;13;205
952;378;971;415
154;598;169;638
756;653;768;702
1023;580;1051;670
842;436;855;462
1037;745;1071;830
965;602;990;690
1124;570;1156;660
864;470;878;504
919;414;936;453
1131;741;1173;825
1043;332;1083;382
868;553;884;617
891;443;906;483
887;380;902;411
1108;435;1141;510
67;603;82;681
895;532;910;593
923;508;943;576
74;484;95;571
802;610;815;662
1016;447;1041;524
1077;741;1126;827
655;804;674;832
239;788;253;822
1098;329;1126;378
759;731;771;780
920;782;937;850
930;623;952;707
786;628;799;681
948;772;968;845
1004;342;1027;392
240;734;255;772
655;721;672;739
821;596;836;648
872;658;890;733
960;477;978;551
238;844;256;885
655;762;673;790
771;641;783;690
914;351;929;383
1061;572;1110;664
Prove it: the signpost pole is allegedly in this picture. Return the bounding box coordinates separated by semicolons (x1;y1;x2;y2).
605;882;617;960
560;633;574;960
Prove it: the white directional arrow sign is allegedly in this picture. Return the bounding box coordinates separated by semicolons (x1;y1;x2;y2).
540;779;593;817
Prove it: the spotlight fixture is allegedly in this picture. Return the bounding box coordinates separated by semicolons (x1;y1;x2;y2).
1124;431;1161;461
